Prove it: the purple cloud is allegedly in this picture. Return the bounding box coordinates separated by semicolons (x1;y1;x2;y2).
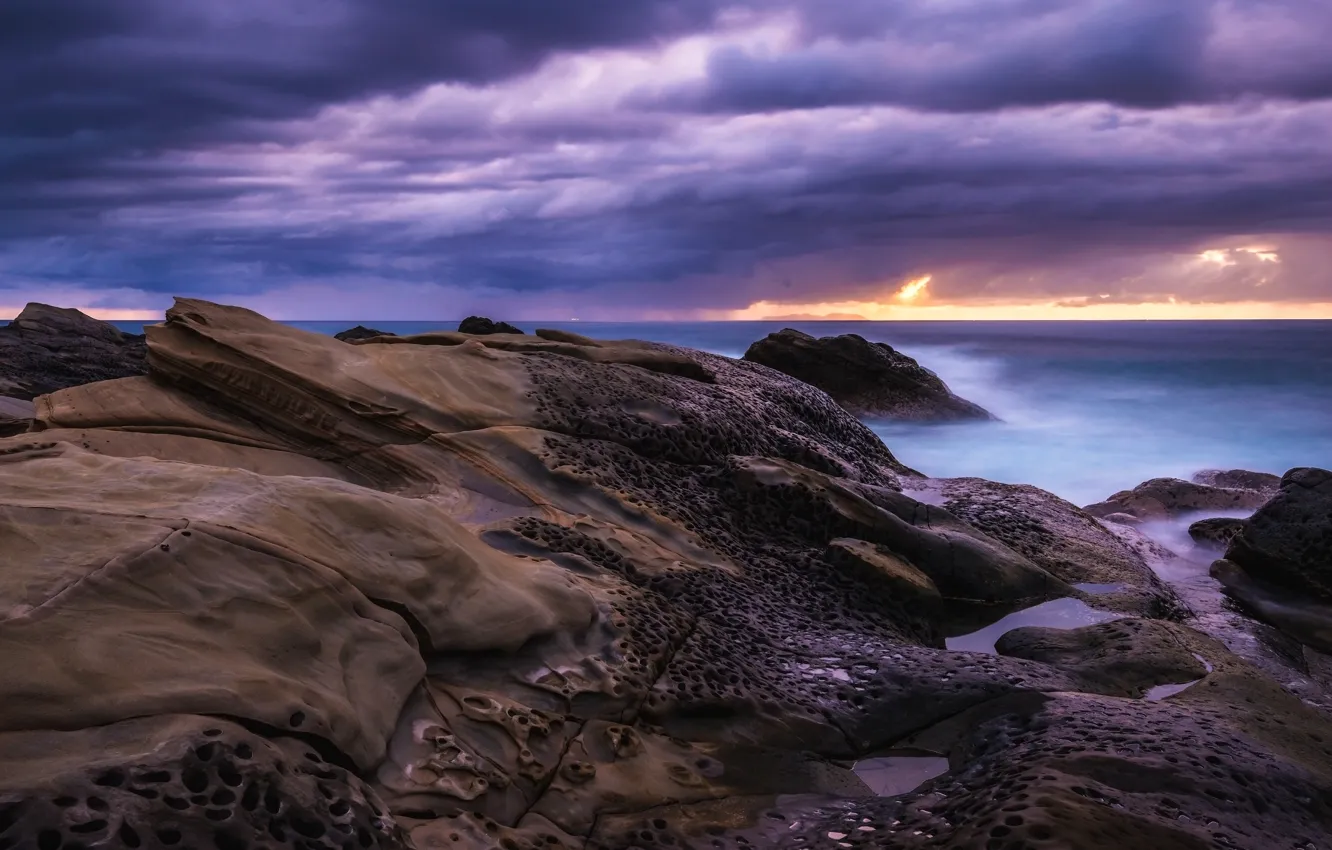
2;0;1331;316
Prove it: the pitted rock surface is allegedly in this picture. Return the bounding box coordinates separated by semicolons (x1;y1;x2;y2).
2;299;1331;849
1190;517;1247;549
742;328;994;421
0;303;147;399
1224;468;1332;602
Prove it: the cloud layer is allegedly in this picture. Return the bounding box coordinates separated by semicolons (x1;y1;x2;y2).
3;0;1332;318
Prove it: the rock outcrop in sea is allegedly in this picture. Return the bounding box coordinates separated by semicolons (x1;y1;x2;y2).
0;303;147;399
1084;473;1278;521
2;299;1331;849
336;326;397;342
458;316;525;335
742;328;994;421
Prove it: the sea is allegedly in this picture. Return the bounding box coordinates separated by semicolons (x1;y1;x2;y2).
112;318;1332;510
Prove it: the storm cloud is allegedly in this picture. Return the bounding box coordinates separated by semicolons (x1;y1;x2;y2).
2;0;1331;317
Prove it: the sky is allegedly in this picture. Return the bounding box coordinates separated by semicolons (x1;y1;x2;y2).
4;0;1332;321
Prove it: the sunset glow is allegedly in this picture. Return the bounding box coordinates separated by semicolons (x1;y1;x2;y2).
726;298;1332;322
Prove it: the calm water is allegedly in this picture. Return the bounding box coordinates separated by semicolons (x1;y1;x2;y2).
112;319;1332;508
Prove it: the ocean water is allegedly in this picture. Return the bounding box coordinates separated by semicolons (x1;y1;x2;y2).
112;318;1332;509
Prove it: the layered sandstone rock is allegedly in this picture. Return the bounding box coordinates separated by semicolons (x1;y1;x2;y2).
742;328;994;421
2;299;1331;850
0;303;147;399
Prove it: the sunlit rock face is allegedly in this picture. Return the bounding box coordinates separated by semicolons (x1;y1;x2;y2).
2;299;1332;850
742;328;995;422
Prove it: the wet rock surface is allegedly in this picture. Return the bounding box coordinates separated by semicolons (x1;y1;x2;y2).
0;303;147;400
1189;517;1247;549
458;316;525;335
2;300;1331;849
1225;468;1332;602
1084;474;1275;521
742;328;994;421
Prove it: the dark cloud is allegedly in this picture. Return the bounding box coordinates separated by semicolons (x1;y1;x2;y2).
645;0;1332;113
2;0;1332;315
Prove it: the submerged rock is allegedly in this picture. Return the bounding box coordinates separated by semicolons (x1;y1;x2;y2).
742;328;994;421
0;303;147;399
458;315;524;335
335;324;396;341
2;299;1331;849
1084;474;1272;520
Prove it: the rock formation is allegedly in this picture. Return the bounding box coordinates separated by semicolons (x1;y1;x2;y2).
1189;516;1246;548
0;303;147;399
2;299;1332;849
1084;473;1276;521
0;396;33;437
1208;469;1332;654
335;325;396;342
742;328;994;421
458;316;524;335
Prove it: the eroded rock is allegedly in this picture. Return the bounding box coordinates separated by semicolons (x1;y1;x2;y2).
742;328;994;421
2;299;1331;849
1188;516;1246;549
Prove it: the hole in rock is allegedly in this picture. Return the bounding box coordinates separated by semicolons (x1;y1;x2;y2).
852;754;950;797
1144;653;1214;702
946;598;1122;654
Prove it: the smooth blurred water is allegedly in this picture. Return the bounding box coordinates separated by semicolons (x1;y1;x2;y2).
113;318;1332;508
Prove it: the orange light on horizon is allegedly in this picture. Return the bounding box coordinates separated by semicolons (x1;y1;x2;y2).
722;297;1332;321
0;307;161;322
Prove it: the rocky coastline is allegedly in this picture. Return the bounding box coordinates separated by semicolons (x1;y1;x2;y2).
1;301;1330;849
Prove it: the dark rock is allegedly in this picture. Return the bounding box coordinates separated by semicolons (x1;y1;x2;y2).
1084;476;1271;520
459;316;524;335
741;328;994;421
1188;517;1246;549
0;395;33;436
333;325;395;342
0;304;147;400
1224;467;1332;602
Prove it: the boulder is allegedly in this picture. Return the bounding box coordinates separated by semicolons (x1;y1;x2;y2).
0;303;147;399
458;315;525;335
741;328;994;421
334;324;395;342
1224;467;1332;602
1084;476;1272;521
1188;516;1246;549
